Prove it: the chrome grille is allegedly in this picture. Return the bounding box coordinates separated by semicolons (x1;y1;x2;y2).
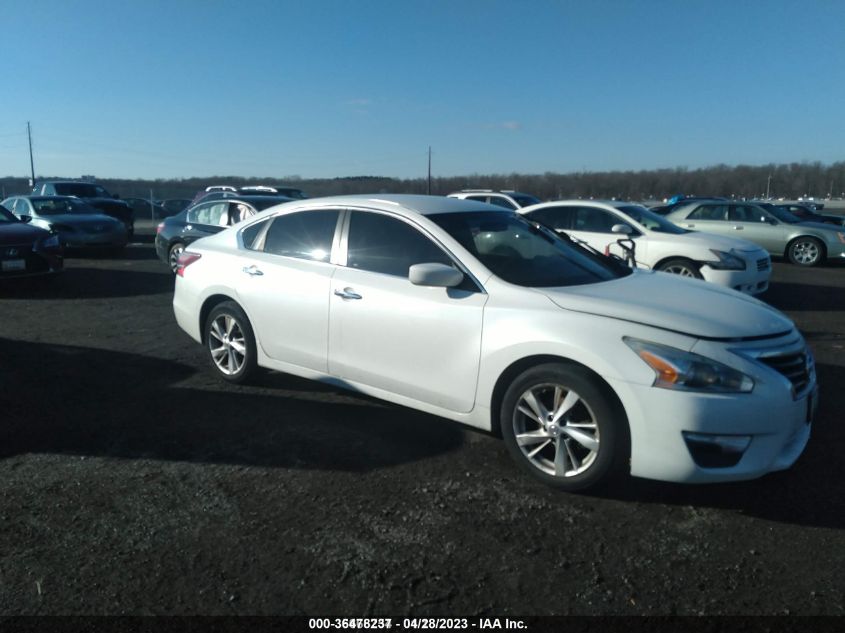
757;258;770;271
760;351;810;395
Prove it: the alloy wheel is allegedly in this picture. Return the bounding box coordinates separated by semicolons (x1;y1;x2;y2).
208;314;247;375
512;382;600;478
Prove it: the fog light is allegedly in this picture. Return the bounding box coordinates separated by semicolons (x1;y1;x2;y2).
683;432;751;468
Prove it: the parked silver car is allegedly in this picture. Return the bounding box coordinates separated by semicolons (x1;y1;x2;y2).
665;201;845;266
2;196;128;250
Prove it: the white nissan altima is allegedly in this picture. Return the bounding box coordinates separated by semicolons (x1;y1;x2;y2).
173;194;817;491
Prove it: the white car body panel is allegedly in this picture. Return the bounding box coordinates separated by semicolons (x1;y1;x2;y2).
173;195;814;485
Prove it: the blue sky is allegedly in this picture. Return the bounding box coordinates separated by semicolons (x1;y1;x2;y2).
2;0;844;180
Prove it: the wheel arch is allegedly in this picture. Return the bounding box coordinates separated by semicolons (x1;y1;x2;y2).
653;255;701;271
489;354;629;449
199;294;241;344
784;235;826;260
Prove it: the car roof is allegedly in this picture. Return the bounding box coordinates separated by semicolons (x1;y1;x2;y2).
17;195;79;202
278;194;509;216
519;199;642;213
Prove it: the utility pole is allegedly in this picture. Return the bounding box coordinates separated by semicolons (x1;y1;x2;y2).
427;146;432;195
27;122;36;188
765;173;772;199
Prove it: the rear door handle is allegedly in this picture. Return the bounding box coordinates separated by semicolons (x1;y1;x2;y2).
242;265;264;276
685;223;695;228
334;287;362;300
731;225;743;230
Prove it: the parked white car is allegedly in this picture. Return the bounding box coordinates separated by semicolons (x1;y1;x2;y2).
173;195;816;491
520;200;772;295
447;190;541;210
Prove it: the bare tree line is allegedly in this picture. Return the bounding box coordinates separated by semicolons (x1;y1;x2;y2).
2;161;844;202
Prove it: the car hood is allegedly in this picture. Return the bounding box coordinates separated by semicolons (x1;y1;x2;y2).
672;230;765;253
0;222;50;244
794;221;845;233
540;271;793;339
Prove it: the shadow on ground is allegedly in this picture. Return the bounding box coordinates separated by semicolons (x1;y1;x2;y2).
0;265;172;299
0;338;464;472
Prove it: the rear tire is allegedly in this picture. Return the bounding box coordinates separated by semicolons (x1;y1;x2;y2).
500;363;628;492
656;258;703;279
204;301;258;384
168;242;185;274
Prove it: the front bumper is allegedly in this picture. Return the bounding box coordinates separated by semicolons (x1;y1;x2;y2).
700;256;771;296
607;331;816;484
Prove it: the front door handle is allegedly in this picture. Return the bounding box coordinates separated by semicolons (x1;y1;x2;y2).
334;287;362;300
242;265;264;276
685;223;695;228
731;225;743;230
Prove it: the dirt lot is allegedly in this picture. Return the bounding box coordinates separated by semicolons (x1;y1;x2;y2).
1;222;844;616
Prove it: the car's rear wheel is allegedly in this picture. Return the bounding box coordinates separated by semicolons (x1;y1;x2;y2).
204;302;257;384
168;243;185;273
500;363;628;492
656;258;703;279
787;237;824;266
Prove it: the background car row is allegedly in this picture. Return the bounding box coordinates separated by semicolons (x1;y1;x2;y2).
0;203;63;281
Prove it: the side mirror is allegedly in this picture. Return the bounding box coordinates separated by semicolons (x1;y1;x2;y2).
611;223;632;235
766;217;778;225
19;215;32;223
112;193;121;199
409;263;464;288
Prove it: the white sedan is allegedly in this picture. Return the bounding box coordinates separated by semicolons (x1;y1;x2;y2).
519;200;771;295
173;195;815;491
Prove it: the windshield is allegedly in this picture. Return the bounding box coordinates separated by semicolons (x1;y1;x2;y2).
513;194;541;207
616;205;689;234
32;198;98;215
429;211;629;287
53;182;109;198
765;205;801;224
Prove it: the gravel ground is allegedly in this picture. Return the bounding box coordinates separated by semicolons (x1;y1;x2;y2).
0;222;843;616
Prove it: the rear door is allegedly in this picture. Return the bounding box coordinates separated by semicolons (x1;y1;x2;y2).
182;201;229;245
235;209;342;372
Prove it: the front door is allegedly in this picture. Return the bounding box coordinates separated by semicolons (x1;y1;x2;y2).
328;210;487;413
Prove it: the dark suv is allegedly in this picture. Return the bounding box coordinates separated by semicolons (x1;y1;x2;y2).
31;181;134;237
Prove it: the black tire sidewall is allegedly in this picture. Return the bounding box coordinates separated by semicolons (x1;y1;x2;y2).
500;363;626;491
204;301;258;384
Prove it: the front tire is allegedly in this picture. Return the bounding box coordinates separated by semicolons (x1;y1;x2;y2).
656;258;703;279
500;363;628;492
204;302;258;384
787;237;824;266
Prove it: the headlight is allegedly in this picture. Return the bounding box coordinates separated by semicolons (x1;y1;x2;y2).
705;249;746;271
625;338;754;393
836;232;845;244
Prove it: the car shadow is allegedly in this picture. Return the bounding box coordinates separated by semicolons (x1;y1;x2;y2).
0;266;173;299
0;338;464;472
591;361;845;529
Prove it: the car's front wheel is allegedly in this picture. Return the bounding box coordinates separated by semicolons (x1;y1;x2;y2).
500;363;628;491
656;257;703;279
204;302;258;384
787;237;824;266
